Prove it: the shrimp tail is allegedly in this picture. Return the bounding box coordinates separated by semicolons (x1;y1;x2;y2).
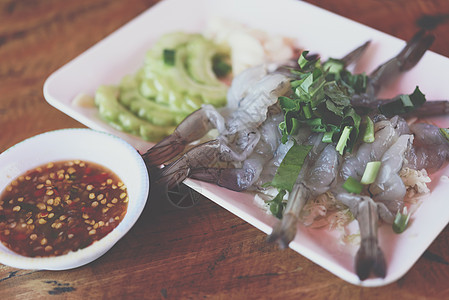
336;193;387;280
267;183;310;248
341;40;371;67
355;237;387;280
267;212;299;249
367;30;434;96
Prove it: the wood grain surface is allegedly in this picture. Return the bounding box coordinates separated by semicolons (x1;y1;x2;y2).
1;0;449;299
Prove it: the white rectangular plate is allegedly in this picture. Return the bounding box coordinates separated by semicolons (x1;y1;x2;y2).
44;0;449;286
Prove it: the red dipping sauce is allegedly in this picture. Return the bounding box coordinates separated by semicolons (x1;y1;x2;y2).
0;160;128;257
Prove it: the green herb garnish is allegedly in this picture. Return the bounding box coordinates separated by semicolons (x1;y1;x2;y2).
278;52;363;154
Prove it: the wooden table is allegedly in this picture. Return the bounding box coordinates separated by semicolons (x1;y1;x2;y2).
1;0;449;298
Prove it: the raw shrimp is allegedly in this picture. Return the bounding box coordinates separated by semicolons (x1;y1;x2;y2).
143;65;292;191
268;141;341;248
334;133;412;280
405;123;449;173
370;134;414;212
335;193;394;280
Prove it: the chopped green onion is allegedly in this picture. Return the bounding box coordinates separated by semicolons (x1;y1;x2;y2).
342;176;363;194
362;116;375;143
393;207;411;233
303;104;312;119
163;49;176;66
322;131;334;143
360;161;381;185
336;126;352;155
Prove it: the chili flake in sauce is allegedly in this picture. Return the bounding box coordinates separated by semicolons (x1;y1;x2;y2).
0;160;128;257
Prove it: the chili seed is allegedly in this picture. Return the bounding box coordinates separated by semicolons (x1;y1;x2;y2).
12;206;21;212
91;201;99;208
88;229;96;235
30;234;37;240
37;203;46;210
40;238;47;245
120;193;127;199
89;193;95;200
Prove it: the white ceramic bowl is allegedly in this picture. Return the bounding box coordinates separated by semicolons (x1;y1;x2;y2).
0;128;149;270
